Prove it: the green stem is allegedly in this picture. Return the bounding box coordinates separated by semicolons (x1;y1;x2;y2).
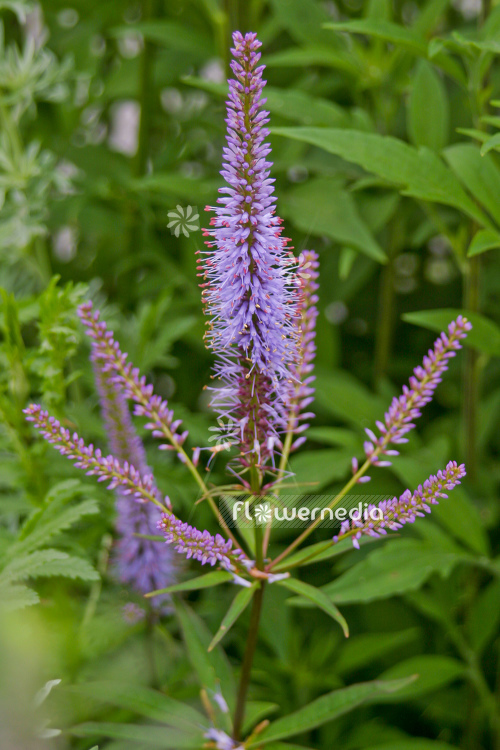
135;0;155;177
232;579;265;741
463;254;480;480
374;255;395;384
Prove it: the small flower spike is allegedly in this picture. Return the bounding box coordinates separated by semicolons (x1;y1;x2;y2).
78;301;193;464
94;360;179;608
334;461;466;548
24;404;251;575
355;316;472;480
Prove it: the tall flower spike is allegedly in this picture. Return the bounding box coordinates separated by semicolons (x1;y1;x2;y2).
334;460;466;549
355;316;472;479
94;360;179;609
199;31;299;469
24;405;250;575
284;250;319;453
78;302;194;465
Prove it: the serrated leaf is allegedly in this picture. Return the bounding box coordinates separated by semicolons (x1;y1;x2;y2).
272;128;492;227
481;132;500;156
279;578;349;637
402;307;500;357
0;549;98;583
12;496;99;556
208;583;257;651
0;583;39;611
146;570;233;597
248;677;415;746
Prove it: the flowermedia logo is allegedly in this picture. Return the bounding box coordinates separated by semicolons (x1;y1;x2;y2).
222;495;386;529
167;205;200;237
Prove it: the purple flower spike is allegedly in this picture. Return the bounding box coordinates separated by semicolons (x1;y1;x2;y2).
158;515;247;571
333;460;466;548
198;31;299;470
285;250;319;452
78;302;199;466
94;361;179;609
25;404;252;576
24;404;168;506
360;316;472;469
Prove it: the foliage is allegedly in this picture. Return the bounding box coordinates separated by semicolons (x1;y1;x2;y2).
1;2;500;750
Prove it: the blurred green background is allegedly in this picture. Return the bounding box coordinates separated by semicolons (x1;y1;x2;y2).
2;0;500;748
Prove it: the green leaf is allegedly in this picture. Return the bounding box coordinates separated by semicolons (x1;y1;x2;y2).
174;601;235;716
481;132;500;156
0;583;39;611
111;21;213;58
67;682;206;731
363;741;458;750
321;541;467;604
243;702;280;736
265;46;362;76
12;492;99;556
145;571;233;597
208;583;257;651
70;722;202;748
325;19;427;54
184;78;349;127
465;578;500;655
281;179;387;263
468;228;500;257
335;629;420;675
131;174;219;204
1;549;99;583
248;678;415;746
271;128;492;227
288;450;352;493
315;367;386;427
402;307;500;357
378;655;465;700
279;577;349;637
274;536;376;572
443;144;500;227
407;60;449;151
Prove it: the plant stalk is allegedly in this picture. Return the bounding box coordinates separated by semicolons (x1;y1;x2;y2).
232;578;265;741
463;254;480;480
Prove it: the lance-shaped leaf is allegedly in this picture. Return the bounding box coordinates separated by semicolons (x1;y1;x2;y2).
402;308;500;357
208;583;258;651
67;681;206;732
175;601;235;724
70;722;203;748
278;578;349;637
271;127;491;228
145;570;233;597
247;677;416;746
